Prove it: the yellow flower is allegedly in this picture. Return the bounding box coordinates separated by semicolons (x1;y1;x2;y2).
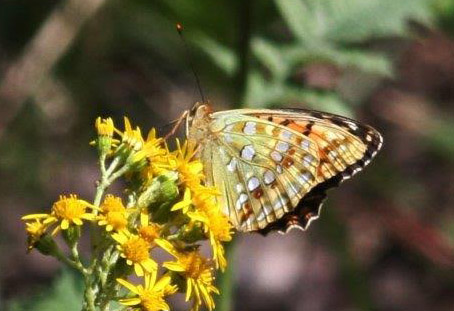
22;194;95;236
95;117;114;137
112;230;157;276
117;271;177;311
138;211;162;244
98;211;128;232
97;195;129;232
173;140;204;190
193;210;233;271
172;185;220;215
23;219;49;251
118;117;145;151
136;129;171;178
100;195;127;213
156;239;219;311
171;187;192;214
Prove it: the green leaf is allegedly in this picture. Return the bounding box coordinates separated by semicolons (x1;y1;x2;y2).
325;0;433;43
284;45;394;77
274;0;319;45
193;34;238;77
8;270;83;311
251;38;289;79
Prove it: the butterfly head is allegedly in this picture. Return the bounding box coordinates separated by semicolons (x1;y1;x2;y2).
186;102;213;141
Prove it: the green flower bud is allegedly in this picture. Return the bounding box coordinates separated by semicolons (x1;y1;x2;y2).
96;136;113;155
33;234;59;256
62;225;81;246
137;171;179;209
179;224;206;243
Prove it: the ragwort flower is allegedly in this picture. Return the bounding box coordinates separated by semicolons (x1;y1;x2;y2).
173;140;204;190
97;195;129;232
138;211;162;245
112;230;157;276
156;239;219;311
22;194;95;236
117;270;177;311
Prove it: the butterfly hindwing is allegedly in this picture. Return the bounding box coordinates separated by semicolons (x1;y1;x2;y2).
190;106;383;234
198;112;320;232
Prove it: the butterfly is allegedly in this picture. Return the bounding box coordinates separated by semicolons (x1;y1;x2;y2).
185;102;383;234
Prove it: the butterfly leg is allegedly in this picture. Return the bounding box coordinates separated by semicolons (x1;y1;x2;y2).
164;110;189;140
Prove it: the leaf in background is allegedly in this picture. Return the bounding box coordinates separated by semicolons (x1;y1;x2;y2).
192;34;238;77
275;0;433;44
8;270;83;311
251;38;289;79
284;46;394;77
326;0;433;43
274;0;320;45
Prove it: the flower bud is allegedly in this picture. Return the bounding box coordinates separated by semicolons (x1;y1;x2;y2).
32;234;59;256
137;171;179;209
95;117;114;155
62;225;81;246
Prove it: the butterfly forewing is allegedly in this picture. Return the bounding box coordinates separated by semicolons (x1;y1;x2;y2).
189;106;382;234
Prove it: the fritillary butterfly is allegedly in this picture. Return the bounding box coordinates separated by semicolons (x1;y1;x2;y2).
186;103;383;234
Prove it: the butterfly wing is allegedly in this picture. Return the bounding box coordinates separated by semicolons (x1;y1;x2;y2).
196;111;321;232
238;108;383;234
192;107;382;234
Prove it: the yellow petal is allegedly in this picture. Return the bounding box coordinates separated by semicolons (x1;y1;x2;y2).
186;278;193;302
51;226;61;236
112;232;128;244
144;271;155;289
154;275;171;292
140;210;149;227
73;219;83;226
61;219;69;230
155;239;177;257
116;278;140;295
163;261;185;272
141;258;157;273
21;214;49;220
134;263;144;276
118;298;141;306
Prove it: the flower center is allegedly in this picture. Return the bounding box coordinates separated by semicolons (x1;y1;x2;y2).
122;237;150;263
182;252;207;279
101;195;125;213
139;225;160;244
52;195;87;221
106;212;127;230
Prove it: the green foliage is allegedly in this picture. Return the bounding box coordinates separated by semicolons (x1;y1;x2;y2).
193;0;433;111
8;270;83;311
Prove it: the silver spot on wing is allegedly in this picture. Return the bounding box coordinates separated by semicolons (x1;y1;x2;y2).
241;145;256;161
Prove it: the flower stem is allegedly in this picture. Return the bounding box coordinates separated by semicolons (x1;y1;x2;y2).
215;238;237;311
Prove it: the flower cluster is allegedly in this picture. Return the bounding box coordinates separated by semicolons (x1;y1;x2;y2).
21;117;233;311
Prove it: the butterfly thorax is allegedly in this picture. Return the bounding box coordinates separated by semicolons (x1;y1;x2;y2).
188;103;224;143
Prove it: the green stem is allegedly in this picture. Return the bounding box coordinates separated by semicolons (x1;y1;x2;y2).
54;248;85;273
215;238;237;311
233;0;253;107
82;277;97;311
320;204;374;310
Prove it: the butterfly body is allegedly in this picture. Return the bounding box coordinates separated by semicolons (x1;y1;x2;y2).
187;103;383;234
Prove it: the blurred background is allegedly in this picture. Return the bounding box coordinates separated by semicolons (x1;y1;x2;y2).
1;0;454;310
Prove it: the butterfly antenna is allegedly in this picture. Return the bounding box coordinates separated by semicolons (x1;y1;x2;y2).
176;22;206;103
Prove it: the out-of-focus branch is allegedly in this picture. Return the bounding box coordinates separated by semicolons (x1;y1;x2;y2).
0;0;107;137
